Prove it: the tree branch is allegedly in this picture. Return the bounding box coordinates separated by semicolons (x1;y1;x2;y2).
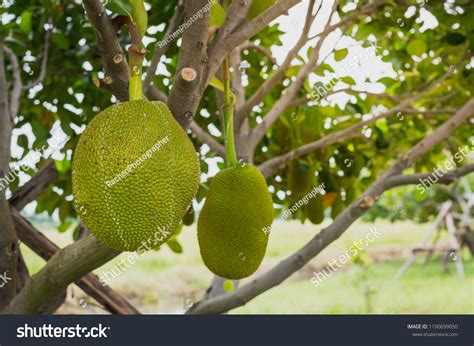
235;0;317;127
238;42;277;65
257;64;464;178
2;45;22;119
189;121;226;158
10;209;139;314
4;159;139;314
205;0;302;97
83;0;129;102
167;0;210;128
249;0;389;152
3;234;120;314
22;27;52;90
143;1;184;93
187;98;474;314
0;42;18;310
386;164;474;188
9;161;59;210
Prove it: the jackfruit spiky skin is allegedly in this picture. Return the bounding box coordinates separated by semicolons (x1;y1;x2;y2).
197;164;273;279
72;100;200;252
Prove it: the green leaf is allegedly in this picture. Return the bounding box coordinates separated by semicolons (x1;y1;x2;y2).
209;76;236;102
166;238;183;254
445;33;467;46
52;33;70;50
376;76;395;86
341;76;356;85
106;0;133;18
55;157;71;174
58;200;71;223
315;64;332;76
20;11;32;35
209;76;225;92
414;187;428;202
223;280;234;292
128;0;148;36
17;134;29;149
334;48;348;61
346;103;363;114
209;3;226;28
406;39;427;57
58;221;73;233
248;0;276;20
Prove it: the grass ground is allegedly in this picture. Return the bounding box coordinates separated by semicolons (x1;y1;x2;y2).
21;219;474;314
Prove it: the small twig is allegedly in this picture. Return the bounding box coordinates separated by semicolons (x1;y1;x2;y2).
22;26;52;90
143;1;184;92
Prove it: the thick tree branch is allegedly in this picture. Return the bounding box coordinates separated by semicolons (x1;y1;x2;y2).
187;98;474;314
0;42;19;310
9;161;59;210
167;0;210;128
3;234;120;314
4;160;139;314
386;164;474;188
83;0;129;102
10;209;139;314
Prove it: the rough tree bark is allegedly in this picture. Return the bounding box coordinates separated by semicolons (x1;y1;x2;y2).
0;42;19;310
3;235;120;314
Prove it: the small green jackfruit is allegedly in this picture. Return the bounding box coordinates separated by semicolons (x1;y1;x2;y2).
182;207;195;226
72;100;200;251
331;195;344;219
197;164;273;279
306;194;325;225
288;160;313;199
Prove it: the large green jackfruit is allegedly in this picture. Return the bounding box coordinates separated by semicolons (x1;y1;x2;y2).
72;100;200;251
197;164;274;279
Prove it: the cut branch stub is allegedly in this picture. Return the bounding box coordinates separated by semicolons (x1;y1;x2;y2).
359;195;375;209
181;67;197;82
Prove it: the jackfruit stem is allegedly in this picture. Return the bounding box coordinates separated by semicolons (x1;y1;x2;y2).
223;58;238;167
128;45;145;101
125;3;147;101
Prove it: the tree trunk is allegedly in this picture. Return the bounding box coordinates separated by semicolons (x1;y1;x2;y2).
0;42;19;310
